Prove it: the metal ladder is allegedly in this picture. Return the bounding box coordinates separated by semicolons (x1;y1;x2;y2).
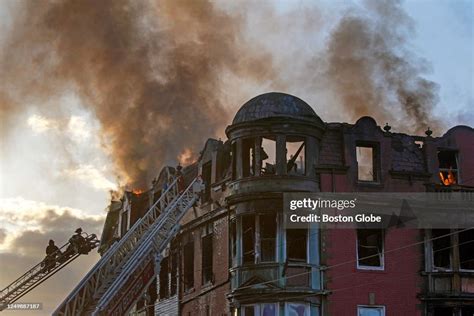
0;234;99;311
53;176;200;315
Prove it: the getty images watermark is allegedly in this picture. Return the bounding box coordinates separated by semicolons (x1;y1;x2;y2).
5;303;42;310
284;192;474;229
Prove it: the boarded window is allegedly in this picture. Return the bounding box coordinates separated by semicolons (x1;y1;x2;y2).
159;256;169;299
357;229;384;268
242;215;256;264
202;161;212;202
183;240;194;291
287;229;307;262
459;229;474;270
432;229;452;270
201;226;213;284
260;214;276;262
356;145;377;182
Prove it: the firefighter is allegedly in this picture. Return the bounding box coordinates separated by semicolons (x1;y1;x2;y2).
68;228;88;255
44;239;61;272
176;165;185;194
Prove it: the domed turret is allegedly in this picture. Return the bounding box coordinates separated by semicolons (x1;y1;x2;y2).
232;92;323;125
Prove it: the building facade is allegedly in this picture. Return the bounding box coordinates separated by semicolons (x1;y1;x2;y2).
99;92;474;316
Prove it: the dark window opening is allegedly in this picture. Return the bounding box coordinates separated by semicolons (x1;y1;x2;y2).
438;150;459;185
183;240;194;291
462;307;474;316
232;142;237;180
287;137;306;175
260;214;276;262
459;229;474;270
433;307;454;316
159;256;169;299
432;229;452;270
201;229;213;284
287;229;307;262
230;218;237;267
260;137;276;175
170;251;177;296
242;215;256;264
243;306;255;316
356;145;377;182
120;211;128;236
357;229;384;268
202;161;212;202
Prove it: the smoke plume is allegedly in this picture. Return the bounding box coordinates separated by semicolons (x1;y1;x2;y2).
324;0;440;132
0;0;273;188
0;0;442;189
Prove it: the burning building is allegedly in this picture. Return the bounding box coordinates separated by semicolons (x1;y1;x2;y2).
97;92;474;316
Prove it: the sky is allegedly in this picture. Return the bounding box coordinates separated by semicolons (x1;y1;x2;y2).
0;0;472;315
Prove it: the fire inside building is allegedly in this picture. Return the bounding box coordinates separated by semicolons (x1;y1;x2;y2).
95;92;473;316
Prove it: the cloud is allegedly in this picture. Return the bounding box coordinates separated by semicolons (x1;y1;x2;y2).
60;165;117;191
27;114;60;134
0;198;105;315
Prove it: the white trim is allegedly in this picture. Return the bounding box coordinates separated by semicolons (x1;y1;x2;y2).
357;305;385;316
356;229;385;271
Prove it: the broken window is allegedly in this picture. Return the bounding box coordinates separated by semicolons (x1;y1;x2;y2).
287;229;307;262
357;306;385;316
170;250;177;296
241;214;277;265
183;239;194;291
287;137;306;175
202;161;212;203
356;145;377;182
260;214;276;262
159;256;169;299
432;229;452;270
242;215;256;264
357;229;384;269
201;224;213;284
260;137;276;175
459;229;474;270
438;150;459;185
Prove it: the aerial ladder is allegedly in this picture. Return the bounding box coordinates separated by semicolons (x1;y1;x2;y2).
0;232;100;311
53;176;201;315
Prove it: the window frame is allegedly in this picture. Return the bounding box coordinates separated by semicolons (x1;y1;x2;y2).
201;224;214;285
285;228;309;263
355;142;380;183
240;213;278;265
357;305;386;316
284;302;310;316
356;229;385;271
241;303;279;316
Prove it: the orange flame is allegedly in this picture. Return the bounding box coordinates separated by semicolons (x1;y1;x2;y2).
439;168;456;186
178;148;194;165
132;189;144;195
